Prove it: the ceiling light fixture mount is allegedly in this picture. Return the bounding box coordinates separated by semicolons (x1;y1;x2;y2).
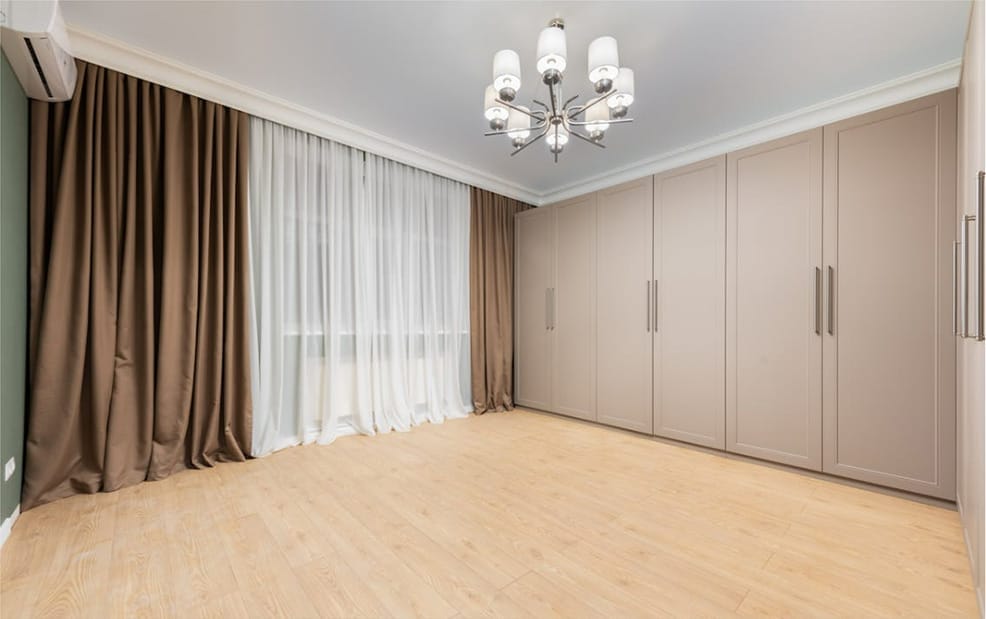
483;17;635;163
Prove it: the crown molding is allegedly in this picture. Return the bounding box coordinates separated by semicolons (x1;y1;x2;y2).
65;26;541;205
538;58;962;205
65;24;961;208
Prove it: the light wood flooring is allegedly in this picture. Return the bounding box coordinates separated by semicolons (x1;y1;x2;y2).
0;409;979;617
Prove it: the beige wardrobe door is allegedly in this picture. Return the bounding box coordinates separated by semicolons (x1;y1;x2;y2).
653;157;726;448
551;195;597;421
726;129;823;470
597;178;653;433
514;207;554;411
822;91;956;499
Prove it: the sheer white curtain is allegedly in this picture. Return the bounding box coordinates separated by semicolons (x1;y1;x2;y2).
248;118;472;456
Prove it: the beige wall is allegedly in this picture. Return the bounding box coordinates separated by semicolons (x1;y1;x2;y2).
957;0;985;614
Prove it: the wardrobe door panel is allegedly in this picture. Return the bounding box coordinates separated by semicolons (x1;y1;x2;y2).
822;91;956;499
552;195;597;421
597;179;653;433
726;129;823;470
654;157;726;448
514;207;554;411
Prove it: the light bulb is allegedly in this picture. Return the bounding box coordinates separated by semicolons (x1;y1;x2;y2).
507;106;532;140
493;50;521;101
607;68;635;109
545;126;569;147
483;85;508;122
536;25;567;76
587;36;619;87
585;104;610;133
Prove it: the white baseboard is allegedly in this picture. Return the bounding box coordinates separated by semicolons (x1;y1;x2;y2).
0;504;20;549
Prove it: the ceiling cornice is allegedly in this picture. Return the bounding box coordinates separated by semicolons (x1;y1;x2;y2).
67;25;960;207
65;26;542;205
538;58;961;205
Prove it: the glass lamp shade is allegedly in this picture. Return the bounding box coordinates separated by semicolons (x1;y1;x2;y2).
493;49;522;93
507;106;532;140
587;36;619;83
585;104;610;133
607;68;635;108
545;125;570;147
536;26;567;75
484;85;508;121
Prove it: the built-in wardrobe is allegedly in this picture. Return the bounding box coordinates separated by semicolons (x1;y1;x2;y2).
515;90;957;499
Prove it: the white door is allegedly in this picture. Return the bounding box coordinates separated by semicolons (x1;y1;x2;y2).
552;195;597;421
514;207;554;411
596;178;654;433
654;157;726;449
822;91;956;499
726;129;823;470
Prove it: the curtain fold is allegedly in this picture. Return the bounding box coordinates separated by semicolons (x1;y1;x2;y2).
24;60;252;510
469;187;532;413
249;118;472;456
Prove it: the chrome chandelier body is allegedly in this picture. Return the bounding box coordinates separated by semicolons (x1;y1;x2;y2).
483;18;636;163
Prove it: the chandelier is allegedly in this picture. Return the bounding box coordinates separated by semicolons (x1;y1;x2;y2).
483;18;635;162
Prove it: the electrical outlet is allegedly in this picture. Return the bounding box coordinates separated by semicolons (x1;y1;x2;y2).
4;458;14;482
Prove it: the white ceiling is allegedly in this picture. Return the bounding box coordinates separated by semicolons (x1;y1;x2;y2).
60;1;970;199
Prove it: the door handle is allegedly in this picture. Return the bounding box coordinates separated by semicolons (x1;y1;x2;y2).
552;288;556;331
964;215;975;339
646;280;651;332
545;288;551;331
653;280;659;333
977;171;985;341
814;267;821;335
954;241;961;336
827;266;835;335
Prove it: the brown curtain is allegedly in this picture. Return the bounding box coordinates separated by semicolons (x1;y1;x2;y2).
469;187;532;413
23;60;252;510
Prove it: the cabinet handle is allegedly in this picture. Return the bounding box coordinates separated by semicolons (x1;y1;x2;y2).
545;288;551;331
646;281;651;332
653;280;659;333
814;267;821;335
827;266;835;335
954;241;961;336
978;171;985;341
551;288;556;331
964;215;975;339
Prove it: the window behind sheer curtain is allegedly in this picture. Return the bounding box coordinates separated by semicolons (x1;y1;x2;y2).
248;118;471;456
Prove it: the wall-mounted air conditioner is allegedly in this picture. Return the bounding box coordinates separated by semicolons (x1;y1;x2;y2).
0;0;77;102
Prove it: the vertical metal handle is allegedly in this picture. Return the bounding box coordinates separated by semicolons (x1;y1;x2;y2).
814;267;821;335
954;241;961;336
646;281;651;332
653;280;659;333
827;266;835;335
977;171;985;341
964;216;974;338
545;288;551;331
551;288;558;331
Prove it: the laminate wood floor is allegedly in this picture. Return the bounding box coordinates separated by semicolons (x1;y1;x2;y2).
0;409;978;618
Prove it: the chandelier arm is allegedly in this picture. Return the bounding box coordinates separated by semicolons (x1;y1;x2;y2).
568;129;606;149
568;118;634;127
496;98;547;122
561;94;580;110
567;88;619;119
532;99;550;112
509;129;548;157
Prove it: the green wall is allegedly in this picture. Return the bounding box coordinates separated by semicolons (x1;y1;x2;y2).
1;50;28;521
